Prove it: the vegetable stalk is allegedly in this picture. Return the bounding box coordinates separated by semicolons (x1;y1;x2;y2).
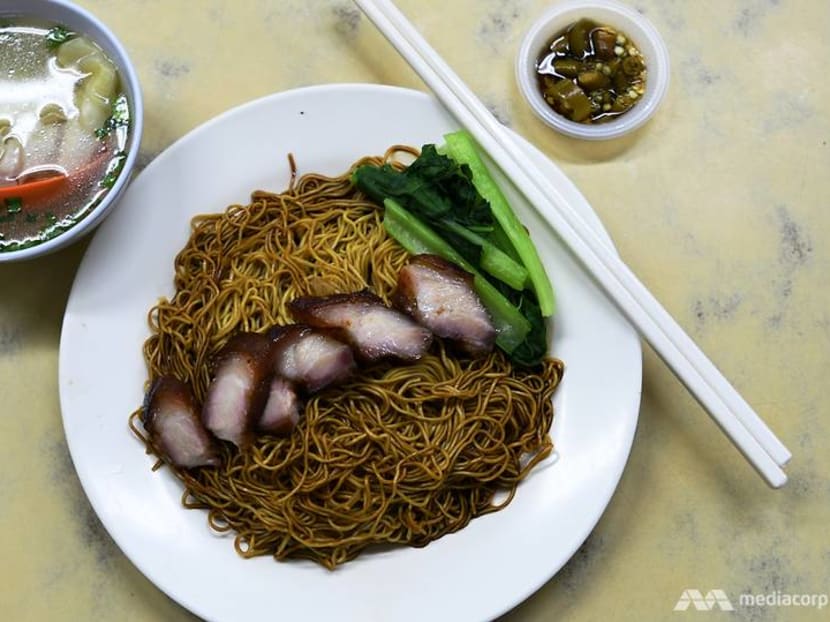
442;130;556;316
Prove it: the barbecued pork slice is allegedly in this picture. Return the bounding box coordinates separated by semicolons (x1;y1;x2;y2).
392;254;496;356
201;332;275;447
269;325;355;393
142;375;220;468
257;375;300;434
288;291;433;363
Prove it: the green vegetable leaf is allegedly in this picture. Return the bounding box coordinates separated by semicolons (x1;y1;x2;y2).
45;26;75;48
96;94;131;139
508;295;548;367
4;197;23;214
352;139;554;365
442;130;556;316
440;219;528;290
353;144;491;227
99;151;127;189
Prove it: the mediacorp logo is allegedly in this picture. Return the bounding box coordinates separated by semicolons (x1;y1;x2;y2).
673;589;735;612
674;588;829;612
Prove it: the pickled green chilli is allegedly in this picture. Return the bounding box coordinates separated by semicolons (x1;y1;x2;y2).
536;19;646;124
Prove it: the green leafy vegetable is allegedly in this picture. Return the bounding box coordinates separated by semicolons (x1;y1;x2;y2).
100;151;127;189
353;144;491;227
45;26;74;48
96;94;131;139
352;134;556;366
352;143;529;292
510;295;548;366
4;197;23;215
442;130;556;316
440;220;528;290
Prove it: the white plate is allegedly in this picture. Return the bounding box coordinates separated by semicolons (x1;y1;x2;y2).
59;84;641;622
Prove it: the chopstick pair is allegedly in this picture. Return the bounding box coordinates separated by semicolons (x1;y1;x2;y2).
353;0;791;487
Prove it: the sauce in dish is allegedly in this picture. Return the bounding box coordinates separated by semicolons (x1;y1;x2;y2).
536;18;646;124
0;19;130;253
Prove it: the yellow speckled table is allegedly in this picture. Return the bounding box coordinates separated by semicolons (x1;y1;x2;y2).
1;1;828;620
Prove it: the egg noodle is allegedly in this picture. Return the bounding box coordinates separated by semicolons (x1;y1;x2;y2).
129;147;564;569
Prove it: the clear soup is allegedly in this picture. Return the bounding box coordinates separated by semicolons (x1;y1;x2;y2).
0;19;130;253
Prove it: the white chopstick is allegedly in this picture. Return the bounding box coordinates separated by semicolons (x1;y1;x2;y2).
354;0;791;487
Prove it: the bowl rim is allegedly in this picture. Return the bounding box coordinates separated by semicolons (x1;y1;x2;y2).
515;0;670;140
0;0;144;262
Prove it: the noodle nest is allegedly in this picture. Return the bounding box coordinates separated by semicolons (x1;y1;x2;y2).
132;149;564;569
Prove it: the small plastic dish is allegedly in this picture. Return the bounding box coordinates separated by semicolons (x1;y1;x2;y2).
0;0;143;262
516;0;669;140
